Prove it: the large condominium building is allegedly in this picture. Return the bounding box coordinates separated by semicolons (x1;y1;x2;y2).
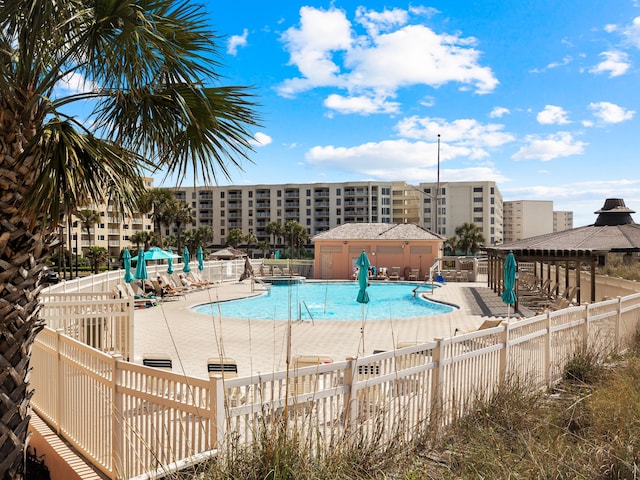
419;181;503;245
502;200;575;243
62;178;155;260
170;180;505;247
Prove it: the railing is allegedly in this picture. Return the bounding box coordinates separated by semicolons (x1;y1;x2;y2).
30;291;640;479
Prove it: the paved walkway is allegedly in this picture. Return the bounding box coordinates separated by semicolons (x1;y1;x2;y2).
133;280;524;379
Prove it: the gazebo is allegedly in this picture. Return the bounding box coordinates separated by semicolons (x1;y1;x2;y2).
486;198;640;305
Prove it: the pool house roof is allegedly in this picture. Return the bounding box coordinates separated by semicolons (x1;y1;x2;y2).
312;222;444;242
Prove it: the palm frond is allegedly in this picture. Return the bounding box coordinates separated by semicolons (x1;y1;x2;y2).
18;119;148;227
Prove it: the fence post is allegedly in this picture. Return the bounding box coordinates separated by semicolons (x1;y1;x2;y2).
583;304;590;351
342;357;355;440
55;328;64;435
545;312;552;388
499;322;509;384
430;338;443;431
208;374;225;450
616;296;622;352
111;354;124;479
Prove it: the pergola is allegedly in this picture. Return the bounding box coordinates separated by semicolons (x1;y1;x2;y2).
486;198;640;306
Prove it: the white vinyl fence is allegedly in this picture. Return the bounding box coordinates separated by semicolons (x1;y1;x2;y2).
30;290;640;479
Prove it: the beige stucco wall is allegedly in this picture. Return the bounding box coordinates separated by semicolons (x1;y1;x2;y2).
314;239;442;280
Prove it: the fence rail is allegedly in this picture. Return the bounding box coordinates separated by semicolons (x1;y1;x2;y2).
31;289;640;479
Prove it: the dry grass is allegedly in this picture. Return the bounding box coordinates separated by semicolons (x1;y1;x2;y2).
169;332;640;479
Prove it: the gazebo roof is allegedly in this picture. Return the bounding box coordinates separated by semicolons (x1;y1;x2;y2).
208;247;247;259
312;222;444;241
489;198;640;258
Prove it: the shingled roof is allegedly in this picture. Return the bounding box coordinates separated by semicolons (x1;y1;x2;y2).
312;223;443;241
491;198;640;256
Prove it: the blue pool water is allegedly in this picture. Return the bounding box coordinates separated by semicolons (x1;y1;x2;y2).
193;281;456;321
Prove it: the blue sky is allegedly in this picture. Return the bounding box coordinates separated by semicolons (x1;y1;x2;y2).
159;1;639;227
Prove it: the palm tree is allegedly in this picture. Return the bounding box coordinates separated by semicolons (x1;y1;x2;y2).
226;228;245;249
172;202;194;252
265;221;283;249
284;221;309;258
454;223;486;256
85;246;108;274
76;209;101;251
129;231;151;251
0;1;259;476
138;189;179;248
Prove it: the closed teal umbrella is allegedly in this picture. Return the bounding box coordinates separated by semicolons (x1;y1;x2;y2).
501;252;517;320
134;248;148;291
355;250;370;304
167;247;175;274
182;247;191;273
123;248;134;283
197;246;204;271
355;250;370;355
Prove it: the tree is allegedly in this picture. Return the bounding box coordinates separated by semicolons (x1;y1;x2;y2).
172;202;194;252
0;1;259;476
443;236;459;256
76;209;101;250
226;228;245;249
129;231;151;251
265;221;284;248
454;223;486;256
138;189;179;248
284;221;309;258
85;246;108;274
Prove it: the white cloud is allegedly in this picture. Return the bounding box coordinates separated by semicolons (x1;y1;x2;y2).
512;132;586;161
58;72;96;94
489;106;510;118
323;93;400;115
589;50;630;77
277;6;498;107
530;55;572;73
622;16;640;48
395;116;515;151
355;6;408;36
537;105;570;125
227;29;248;56
304;139;507;182
588;101;635;124
249;132;273;147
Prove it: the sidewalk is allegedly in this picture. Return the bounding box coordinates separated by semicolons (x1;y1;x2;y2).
133;280;519;379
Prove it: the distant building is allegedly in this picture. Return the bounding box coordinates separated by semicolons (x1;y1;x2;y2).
503;200;554;243
171;180;505;248
419;181;503;245
61;178;155;261
554;211;573;232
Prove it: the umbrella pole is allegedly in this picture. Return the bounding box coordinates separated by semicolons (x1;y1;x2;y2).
360;304;365;356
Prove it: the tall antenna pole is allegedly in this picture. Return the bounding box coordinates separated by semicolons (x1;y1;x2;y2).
436;134;440;235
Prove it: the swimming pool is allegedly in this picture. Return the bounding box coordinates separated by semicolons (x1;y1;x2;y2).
193;281;456;321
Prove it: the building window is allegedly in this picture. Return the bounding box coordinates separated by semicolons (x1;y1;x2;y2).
336;208;341;215
336;188;341;195
277;190;282;197
220;201;225;207
123;224;129;229
490;187;495;194
220;228;225;236
474;197;483;202
491;197;495;204
306;189;311;196
249;200;253;207
220;191;225;198
473;207;483;212
99;223;105;229
249;191;253;198
306;199;311;206
473;187;483;192
98;235;105;241
336;198;341;206
307;209;311;215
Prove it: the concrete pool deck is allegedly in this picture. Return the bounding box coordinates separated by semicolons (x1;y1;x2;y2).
133;279;525;379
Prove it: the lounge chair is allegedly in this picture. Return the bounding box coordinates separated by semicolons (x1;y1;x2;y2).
259;264;272;276
142;354;172;370
289;355;333;415
207;358;243;406
189;271;215;286
388;267;400;281
408;269;420;281
151;279;186;300
117;283;157;308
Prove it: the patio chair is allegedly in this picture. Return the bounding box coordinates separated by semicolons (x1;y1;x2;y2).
119;283;157;308
207;358;243;406
142;354;172;370
408;269;420;281
289;355;333;415
151;279;186;301
259;264;272;276
388;267;400;281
